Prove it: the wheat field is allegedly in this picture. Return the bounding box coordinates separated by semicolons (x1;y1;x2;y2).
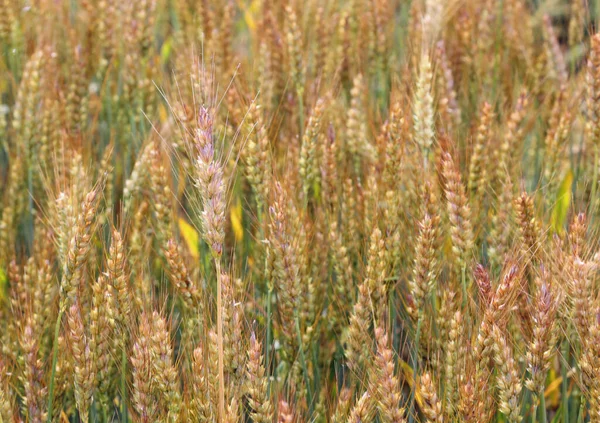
1;0;600;422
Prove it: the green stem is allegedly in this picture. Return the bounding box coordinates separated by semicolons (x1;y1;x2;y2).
297;87;305;139
265;285;273;391
121;343;128;423
216;260;225;423
561;340;569;423
577;398;585;423
46;305;65;423
461;265;467;310
590;145;598;229
540;391;547;423
91;400;98;423
532;401;538;423
294;312;312;415
408;317;422;423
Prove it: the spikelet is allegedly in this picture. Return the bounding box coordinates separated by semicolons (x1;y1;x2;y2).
420;372;443;422
542;16;567;87
262;10;285;109
474;264;492;307
123;142;153;215
149;142;172;240
246;332;273;423
218;0;235;79
413;50;435;159
149;312;182;421
329;219;355;328
60;186;101;304
444;310;462;412
223;395;240;423
373;326;406;423
244;101;271;212
543;90;572;189
342;177;361;259
422;0;443;45
525;274;557;396
568;0;586;48
458;362;494;423
0;357;15;422
569;212;587;259
346;279;372;374
441;150;474;269
435;40;460;132
221;272;243;376
0;0;13;41
285;3;304;97
345;391;373;423
11;49;44;154
569;255;593;342
495;92;528;189
299;97;327;200
107;228;131;321
488;177;514;268
325;10;349;82
194;107;226;258
346;74;374;169
19;319;47;423
164;238;201;309
90;274;116;410
435;287;456;368
468;101;494;196
580;310;600;420
587;34;600;150
278;399;295;423
129;201;151;306
474;265;520;369
331;387;353;423
190;345;213;421
321;123;339;211
0;155;24;266
131;312;158;423
364;226;387;316
408;211;438;320
491;326;522;423
514;191;540;264
67;302;94;422
268;182;302;357
383;101;405;188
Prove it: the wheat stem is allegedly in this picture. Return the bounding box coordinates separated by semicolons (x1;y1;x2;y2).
408;316;422;423
216;260;225;423
561;340;569;423
295;312;312;414
121;343;128;422
577;398;585;423
46;305;65;423
540;392;547;423
266;283;273;391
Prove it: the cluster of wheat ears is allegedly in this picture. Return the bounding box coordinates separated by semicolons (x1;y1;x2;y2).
2;0;600;422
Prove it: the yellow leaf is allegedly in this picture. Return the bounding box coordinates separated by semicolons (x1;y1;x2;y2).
551;170;573;234
397;359;424;408
0;267;6;304
178;218;200;259
158;103;168;124
230;198;244;243
237;0;259;32
544;372;562;407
